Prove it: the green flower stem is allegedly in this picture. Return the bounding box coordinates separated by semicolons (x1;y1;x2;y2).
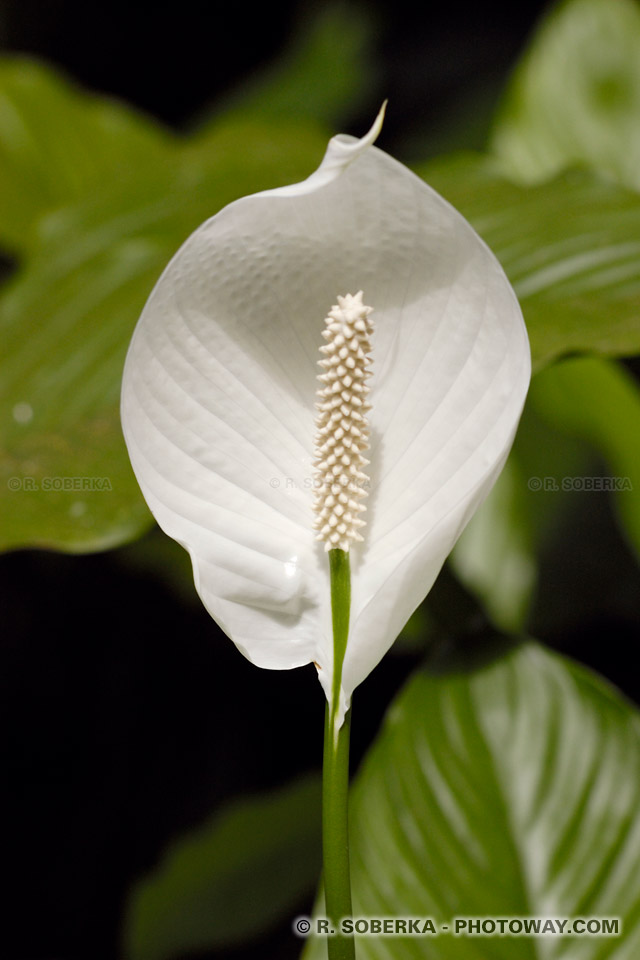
323;549;355;960
323;704;353;959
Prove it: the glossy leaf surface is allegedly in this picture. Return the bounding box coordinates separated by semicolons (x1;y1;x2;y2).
304;640;640;959
421;155;640;371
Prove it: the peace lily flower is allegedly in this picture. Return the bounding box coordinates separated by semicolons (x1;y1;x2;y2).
121;106;530;726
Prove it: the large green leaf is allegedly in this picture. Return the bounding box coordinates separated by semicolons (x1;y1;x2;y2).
304;640;640;959
420;155;640;370
490;0;640;190
124;774;321;960
0;186;181;551
0;57;176;256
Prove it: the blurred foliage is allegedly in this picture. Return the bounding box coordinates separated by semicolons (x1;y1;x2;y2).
451;401;591;633
451;460;540;634
304;639;640;959
451;353;640;634
196;4;377;128
125;775;321;960
531;356;640;558
1;0;639;958
0;58;175;256
491;0;640;189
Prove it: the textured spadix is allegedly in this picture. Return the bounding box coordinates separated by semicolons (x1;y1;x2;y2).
121;108;531;721
313;291;373;552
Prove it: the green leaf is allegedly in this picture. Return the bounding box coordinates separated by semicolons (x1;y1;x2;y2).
530;356;640;559
419;155;640;369
0;187;183;551
304;640;640;959
490;0;640;190
0;57;176;255
124;774;321;960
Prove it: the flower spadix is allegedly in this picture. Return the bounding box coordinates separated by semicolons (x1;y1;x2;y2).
313;291;373;552
121;106;530;724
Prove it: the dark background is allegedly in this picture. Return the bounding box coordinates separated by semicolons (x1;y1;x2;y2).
0;0;554;146
5;2;639;960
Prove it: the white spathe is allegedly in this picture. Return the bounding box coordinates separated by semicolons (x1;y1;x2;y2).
121;107;531;724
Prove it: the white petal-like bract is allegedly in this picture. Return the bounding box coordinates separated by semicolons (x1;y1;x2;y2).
121;109;531;721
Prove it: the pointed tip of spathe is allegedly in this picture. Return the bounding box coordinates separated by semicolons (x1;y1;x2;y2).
344;99;387;150
375;98;388;132
319;101;388;178
358;100;387;147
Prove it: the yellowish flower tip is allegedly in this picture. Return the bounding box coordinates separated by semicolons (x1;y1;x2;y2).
313;291;374;552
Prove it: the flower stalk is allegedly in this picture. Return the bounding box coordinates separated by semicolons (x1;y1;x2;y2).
323;548;355;960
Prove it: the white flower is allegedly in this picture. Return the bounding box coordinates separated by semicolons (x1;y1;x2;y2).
121;107;531;723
